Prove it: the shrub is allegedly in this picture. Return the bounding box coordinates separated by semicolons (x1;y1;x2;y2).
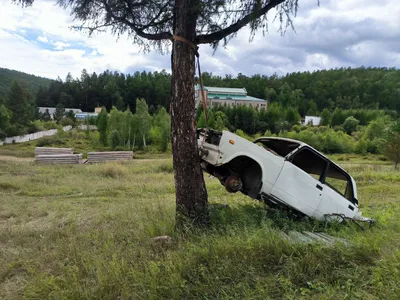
109;129;122;150
42;121;59;130
355;139;368;155
0;129;7;140
6;124;26;137
36;136;66;147
343;116;360;134
61;117;74;127
291;125;301;133
27;121;45;134
114;146;126;151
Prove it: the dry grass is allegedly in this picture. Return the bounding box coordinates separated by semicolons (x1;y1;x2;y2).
95;162;129;178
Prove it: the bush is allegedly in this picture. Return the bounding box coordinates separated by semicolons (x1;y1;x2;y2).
42;121;59;130
355;139;368;155
26;121;45;134
36;136;66;147
61;117;74;127
5;124;26;137
343;116;360;134
366;138;386;154
291;125;301;133
109;129;122;150
114;146;126;151
0;129;7;140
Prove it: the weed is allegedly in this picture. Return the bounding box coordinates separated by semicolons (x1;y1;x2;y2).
96;163;128;178
156;162;174;173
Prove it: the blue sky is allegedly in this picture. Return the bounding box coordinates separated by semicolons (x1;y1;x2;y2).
1;0;399;79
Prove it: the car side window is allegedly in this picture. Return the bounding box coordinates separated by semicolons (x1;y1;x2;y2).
290;148;328;181
324;163;354;200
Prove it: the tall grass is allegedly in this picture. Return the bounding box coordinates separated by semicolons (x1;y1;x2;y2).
1;157;400;299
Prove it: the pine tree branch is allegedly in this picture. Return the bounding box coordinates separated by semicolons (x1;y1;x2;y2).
195;0;286;45
102;0;172;41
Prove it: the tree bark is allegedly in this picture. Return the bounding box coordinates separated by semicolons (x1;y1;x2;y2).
171;0;209;227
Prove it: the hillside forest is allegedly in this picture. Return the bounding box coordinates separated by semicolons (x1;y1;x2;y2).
0;67;399;166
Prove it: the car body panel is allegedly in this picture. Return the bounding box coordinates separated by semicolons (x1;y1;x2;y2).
271;160;323;218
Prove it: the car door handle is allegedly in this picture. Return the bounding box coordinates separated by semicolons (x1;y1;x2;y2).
316;184;323;191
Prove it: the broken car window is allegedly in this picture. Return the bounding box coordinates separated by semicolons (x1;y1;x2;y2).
324;163;354;200
254;139;300;157
290;147;328;181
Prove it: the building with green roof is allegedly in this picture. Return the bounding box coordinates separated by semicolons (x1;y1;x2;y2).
195;84;268;110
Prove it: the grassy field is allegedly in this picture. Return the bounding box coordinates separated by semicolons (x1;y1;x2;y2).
0;156;399;299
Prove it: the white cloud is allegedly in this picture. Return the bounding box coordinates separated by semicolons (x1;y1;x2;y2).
52;41;71;50
37;36;48;43
0;0;399;79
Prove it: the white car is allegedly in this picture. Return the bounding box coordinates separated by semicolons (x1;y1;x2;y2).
197;129;371;223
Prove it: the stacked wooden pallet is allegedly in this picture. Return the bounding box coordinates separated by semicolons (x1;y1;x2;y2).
87;151;134;163
35;154;82;164
34;147;73;156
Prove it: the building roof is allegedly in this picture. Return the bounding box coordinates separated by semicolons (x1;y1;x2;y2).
209;95;266;102
203;86;246;95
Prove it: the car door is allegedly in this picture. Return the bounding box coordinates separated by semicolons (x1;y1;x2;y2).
316;163;358;220
271;147;328;219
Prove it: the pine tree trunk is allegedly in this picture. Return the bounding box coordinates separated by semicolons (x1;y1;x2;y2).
171;0;209;227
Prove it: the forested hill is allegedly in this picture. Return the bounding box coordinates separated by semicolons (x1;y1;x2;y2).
0;68;53;99
31;67;400;114
201;67;400;114
2;66;399;114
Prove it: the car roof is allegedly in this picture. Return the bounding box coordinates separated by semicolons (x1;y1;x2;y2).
254;137;306;147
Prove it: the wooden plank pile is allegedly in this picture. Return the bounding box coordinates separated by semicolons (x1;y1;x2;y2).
35;154;82;164
87;151;134;163
34;147;82;164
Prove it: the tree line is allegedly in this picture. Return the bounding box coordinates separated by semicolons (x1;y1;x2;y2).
2;67;400;140
32;67;400;117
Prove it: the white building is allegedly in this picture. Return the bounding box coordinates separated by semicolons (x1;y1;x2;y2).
304;116;321;126
38;107;82;119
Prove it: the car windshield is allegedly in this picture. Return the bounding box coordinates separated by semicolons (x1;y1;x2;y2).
254;138;301;157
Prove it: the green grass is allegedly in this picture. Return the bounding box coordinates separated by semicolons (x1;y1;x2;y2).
0;157;400;299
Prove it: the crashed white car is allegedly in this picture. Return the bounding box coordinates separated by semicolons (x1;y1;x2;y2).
197;129;371;223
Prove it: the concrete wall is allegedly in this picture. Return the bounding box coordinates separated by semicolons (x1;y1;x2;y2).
78;125;97;131
0;126;72;146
